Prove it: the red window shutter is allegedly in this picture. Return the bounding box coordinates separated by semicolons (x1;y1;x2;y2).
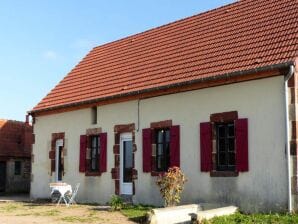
50;138;56;172
170;125;180;167
236;118;249;172
200;122;212;172
79;135;87;172
51;160;55;172
142;128;152;172
99;133;107;173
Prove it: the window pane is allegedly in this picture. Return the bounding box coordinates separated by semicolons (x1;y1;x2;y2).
92;148;97;158
92;137;97;148
165;130;170;143
157;144;163;156
229;153;235;166
218;126;225;138
218;139;225;152
91;159;96;170
14;161;21;175
218;153;226;166
157;156;163;170
228;138;235;152
123;141;133;183
228;124;234;137
157;130;163;143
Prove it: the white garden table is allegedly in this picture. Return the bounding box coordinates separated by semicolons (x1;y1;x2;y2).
49;182;72;206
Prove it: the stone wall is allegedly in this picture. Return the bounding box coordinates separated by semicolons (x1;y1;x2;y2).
0;119;33;193
288;59;298;211
5;159;31;193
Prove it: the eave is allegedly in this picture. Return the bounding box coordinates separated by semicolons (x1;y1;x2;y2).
29;62;294;117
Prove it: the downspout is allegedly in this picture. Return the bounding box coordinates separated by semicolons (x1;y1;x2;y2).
136;99;140;132
285;65;294;212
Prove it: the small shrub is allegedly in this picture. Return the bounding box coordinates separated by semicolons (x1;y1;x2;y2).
109;195;124;211
156;166;187;207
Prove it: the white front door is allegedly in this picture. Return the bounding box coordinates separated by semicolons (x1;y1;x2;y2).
55;139;64;182
120;133;133;195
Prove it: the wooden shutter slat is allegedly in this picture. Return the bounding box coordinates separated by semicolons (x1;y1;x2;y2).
236;118;249;172
142;128;152;172
170;125;180;167
99;133;107;173
200;122;212;172
79;135;87;172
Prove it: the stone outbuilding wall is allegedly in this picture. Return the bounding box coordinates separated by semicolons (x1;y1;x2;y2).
0;119;33;193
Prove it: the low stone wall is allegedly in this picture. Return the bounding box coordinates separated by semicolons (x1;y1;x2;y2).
147;204;238;224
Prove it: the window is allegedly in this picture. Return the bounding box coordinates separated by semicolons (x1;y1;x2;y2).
200;111;248;176
91;107;97;124
155;129;170;172
142;121;180;175
90;136;100;171
14;161;21;175
216;122;235;171
79;133;107;175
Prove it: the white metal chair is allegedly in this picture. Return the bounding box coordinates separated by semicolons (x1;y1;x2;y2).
49;182;72;206
65;183;80;207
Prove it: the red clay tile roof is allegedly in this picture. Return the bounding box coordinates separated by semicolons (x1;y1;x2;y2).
32;0;298;112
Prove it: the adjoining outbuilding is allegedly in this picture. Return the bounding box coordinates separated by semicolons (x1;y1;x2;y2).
0;119;33;194
29;0;298;212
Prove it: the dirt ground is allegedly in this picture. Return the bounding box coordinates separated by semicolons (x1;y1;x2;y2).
0;201;135;224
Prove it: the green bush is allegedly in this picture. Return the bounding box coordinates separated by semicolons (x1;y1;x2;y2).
109;195;124;211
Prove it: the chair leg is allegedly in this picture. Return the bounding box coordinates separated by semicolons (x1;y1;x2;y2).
63;196;68;206
57;196;62;206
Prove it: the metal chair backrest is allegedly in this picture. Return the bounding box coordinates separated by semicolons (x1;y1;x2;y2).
67;183;80;206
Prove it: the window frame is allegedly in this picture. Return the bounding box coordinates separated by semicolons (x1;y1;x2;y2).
209;111;239;177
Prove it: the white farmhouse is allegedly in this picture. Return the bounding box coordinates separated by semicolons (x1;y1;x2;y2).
29;0;298;212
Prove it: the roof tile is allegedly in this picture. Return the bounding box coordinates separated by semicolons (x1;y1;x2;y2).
32;0;298;112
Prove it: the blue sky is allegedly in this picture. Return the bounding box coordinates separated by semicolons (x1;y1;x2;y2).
0;0;234;121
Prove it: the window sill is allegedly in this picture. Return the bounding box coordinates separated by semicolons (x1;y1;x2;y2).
151;171;166;177
210;171;238;177
85;171;101;176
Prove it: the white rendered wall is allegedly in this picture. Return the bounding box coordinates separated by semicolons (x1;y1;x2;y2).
31;76;287;212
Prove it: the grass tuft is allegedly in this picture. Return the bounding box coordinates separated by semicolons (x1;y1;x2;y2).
121;204;154;223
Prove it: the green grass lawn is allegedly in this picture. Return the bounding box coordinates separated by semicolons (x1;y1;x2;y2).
120;205;298;224
203;212;298;224
121;204;154;223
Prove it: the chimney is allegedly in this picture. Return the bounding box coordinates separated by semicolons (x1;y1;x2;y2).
25;115;29;125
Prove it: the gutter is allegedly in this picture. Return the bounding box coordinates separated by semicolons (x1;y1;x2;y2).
284;65;295;213
29;62;294;115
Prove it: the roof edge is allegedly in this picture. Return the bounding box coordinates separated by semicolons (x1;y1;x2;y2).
29;61;294;115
